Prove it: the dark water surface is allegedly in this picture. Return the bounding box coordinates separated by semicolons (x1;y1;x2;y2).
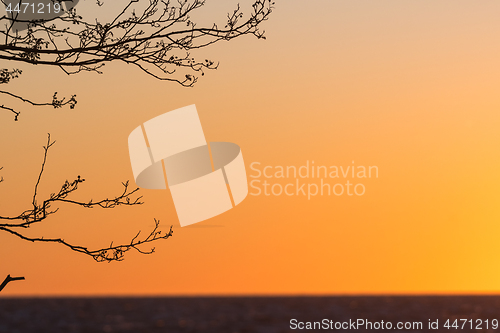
1;296;500;333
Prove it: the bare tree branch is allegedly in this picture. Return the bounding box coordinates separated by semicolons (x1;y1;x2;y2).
0;219;173;262
0;0;274;119
0;90;77;108
0;134;173;262
0;0;272;287
0;68;77;120
0;103;19;120
0;275;25;292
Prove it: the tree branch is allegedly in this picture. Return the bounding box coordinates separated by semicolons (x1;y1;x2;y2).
0;90;77;108
0;220;173;262
0;1;273;120
0;104;19;120
0;68;77;120
0;134;173;262
0;0;271;265
0;0;274;84
0;275;25;292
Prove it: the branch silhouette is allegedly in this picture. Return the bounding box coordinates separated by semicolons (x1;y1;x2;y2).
0;134;173;263
0;275;25;292
0;68;77;121
0;0;274;120
0;0;273;290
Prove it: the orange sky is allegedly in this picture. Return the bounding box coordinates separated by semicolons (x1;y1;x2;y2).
1;0;500;296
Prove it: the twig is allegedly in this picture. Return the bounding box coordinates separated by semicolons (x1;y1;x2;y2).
0;0;274;85
0;275;25;292
0;134;173;262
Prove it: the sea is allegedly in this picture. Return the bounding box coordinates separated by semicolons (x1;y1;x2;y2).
1;296;499;332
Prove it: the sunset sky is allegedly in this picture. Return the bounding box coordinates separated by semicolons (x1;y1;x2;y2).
1;0;500;296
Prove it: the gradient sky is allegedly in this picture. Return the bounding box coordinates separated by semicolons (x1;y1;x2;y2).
1;0;500;296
